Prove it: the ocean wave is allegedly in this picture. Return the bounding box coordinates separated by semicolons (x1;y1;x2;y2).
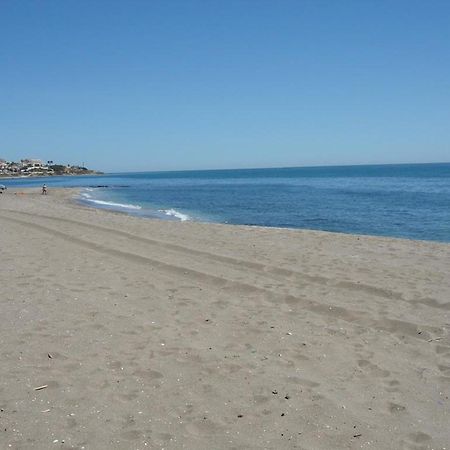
82;197;142;210
160;208;190;221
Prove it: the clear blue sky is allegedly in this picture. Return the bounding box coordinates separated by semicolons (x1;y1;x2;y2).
1;0;449;172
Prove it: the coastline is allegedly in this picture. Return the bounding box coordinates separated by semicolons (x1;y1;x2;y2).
2;163;450;242
0;172;103;179
1;188;449;449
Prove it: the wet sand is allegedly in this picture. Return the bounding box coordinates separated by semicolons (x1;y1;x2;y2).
0;188;449;449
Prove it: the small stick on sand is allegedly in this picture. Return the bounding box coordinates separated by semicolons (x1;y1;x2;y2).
34;385;48;391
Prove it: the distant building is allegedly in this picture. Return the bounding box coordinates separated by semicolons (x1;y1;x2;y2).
21;158;44;168
0;156;99;177
10;163;20;172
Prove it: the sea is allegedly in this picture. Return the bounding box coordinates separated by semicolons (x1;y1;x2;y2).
3;163;450;243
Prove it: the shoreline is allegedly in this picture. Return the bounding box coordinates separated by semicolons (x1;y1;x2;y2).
6;185;450;245
1;187;449;449
3;165;450;243
71;187;450;245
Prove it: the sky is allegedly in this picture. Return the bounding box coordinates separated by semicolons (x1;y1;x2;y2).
1;0;450;172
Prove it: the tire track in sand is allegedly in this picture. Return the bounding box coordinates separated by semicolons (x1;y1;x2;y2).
2;209;409;302
0;211;444;342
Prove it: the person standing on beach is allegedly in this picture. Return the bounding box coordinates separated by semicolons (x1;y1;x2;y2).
42;184;47;195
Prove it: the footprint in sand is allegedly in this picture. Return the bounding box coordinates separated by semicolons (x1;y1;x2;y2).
437;364;450;376
120;429;143;441
434;344;450;381
131;368;164;388
435;344;450;357
387;401;407;413
286;376;320;388
155;433;175;444
383;379;402;393
357;359;390;378
107;360;123;371
66;416;78;429
253;394;270;404
185;419;226;437
400;431;432;450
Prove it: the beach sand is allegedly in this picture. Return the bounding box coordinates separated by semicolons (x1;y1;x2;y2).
0;188;449;449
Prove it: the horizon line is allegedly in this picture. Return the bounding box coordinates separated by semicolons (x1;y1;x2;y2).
106;161;450;175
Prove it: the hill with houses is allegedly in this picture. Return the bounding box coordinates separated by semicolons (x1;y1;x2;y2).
0;158;102;177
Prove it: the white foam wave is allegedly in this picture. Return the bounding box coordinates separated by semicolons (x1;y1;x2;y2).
160;208;190;221
84;198;142;210
80;192;92;199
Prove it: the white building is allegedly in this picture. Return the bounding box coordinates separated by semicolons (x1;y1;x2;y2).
21;158;44;168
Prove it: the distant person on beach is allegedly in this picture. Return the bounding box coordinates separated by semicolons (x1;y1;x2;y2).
42;184;47;195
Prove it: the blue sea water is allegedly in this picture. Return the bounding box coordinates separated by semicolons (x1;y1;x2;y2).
3;163;450;242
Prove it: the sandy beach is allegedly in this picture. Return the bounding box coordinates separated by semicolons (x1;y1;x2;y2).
0;188;449;449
